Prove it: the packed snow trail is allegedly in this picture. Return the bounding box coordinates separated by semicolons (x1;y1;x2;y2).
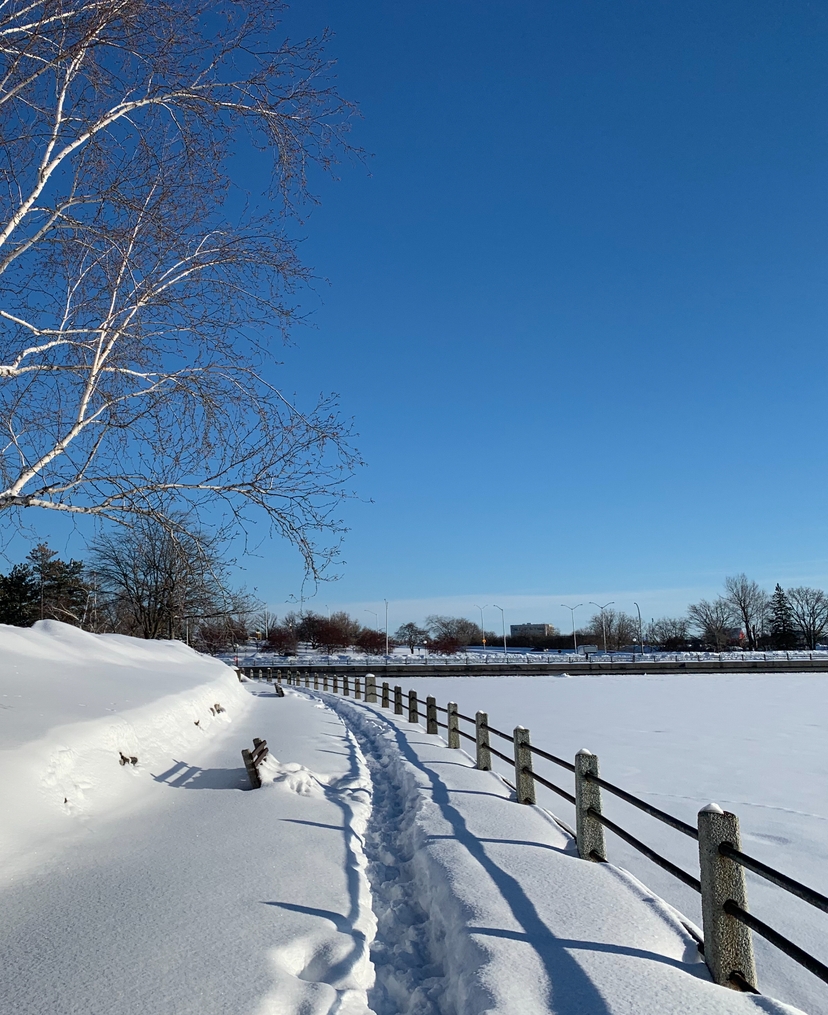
314;691;806;1015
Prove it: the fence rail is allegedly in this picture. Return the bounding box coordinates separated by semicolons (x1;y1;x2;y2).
244;666;828;1001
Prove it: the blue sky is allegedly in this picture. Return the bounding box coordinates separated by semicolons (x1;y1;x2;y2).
9;1;828;632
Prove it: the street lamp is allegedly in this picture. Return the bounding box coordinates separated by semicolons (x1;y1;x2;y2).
633;602;643;651
384;599;389;657
561;603;583;653
364;609;378;630
589;601;614;654
493;604;507;662
474;604;488;649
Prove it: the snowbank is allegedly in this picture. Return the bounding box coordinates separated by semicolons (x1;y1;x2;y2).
0;621;251;883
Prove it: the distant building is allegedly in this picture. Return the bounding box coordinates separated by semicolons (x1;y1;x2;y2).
510;623;556;638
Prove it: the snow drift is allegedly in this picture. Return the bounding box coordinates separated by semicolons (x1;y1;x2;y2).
0;620;250;884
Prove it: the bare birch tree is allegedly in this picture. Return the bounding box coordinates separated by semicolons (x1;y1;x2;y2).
0;1;361;577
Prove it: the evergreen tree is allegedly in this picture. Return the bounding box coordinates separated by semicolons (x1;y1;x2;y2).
25;544;90;625
0;563;39;626
769;583;797;650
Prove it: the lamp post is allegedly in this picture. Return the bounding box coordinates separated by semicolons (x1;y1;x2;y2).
589;601;614;654
633;602;643;651
364;609;378;630
384;599;389;657
493;604;507;662
474;604;488;649
561;603;583;653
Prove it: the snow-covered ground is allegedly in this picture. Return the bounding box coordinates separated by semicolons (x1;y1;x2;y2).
0;623;819;1014
391;672;828;1015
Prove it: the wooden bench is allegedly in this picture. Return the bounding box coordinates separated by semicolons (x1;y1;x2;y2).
241;738;269;788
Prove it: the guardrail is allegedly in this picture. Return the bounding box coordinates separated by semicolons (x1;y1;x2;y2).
266;668;828;1000
234;655;828;677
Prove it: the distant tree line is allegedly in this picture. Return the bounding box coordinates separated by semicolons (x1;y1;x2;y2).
4;543;826;657
569;575;828;652
0;522;255;650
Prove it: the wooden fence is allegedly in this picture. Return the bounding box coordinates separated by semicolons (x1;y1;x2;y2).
252;668;828;999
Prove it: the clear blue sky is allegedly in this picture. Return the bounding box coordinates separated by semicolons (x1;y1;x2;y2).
12;1;828;631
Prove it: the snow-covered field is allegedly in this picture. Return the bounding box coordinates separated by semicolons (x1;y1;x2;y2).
393;671;828;1015
0;623;820;1014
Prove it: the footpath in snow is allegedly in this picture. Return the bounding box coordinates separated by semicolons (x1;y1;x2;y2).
0;625;809;1014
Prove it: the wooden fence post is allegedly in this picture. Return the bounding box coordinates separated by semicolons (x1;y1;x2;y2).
447;702;460;748
514;726;535;804
323;673;329;691
366;674;377;703
333;674;339;694
304;673;309;688
343;674;350;696
354;677;362;699
575;749;606;861
408;690;418;723
426;696;438;734
394;685;403;715
475;711;491;770
313;672;319;690
698;804;758;990
381;682;390;708
267;668;272;682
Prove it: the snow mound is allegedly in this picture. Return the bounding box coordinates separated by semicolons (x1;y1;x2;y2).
0;621;251;884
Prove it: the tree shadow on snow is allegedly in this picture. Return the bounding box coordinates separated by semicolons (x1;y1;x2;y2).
383;722;619;1014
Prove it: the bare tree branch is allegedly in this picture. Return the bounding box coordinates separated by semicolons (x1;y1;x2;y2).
0;1;363;579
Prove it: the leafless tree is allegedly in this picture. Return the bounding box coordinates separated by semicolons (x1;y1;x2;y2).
90;518;256;639
394;621;428;653
646;615;689;646
722;574;768;650
786;586;828;650
0;1;361;578
425;615;481;647
585;608;638;651
686;598;735;650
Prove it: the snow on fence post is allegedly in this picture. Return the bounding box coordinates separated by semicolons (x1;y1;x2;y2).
267;668;272;682
514;727;535;804
366;674;377;703
304;673;309;688
426;696;438;734
354;677;362;699
381;682;390;708
333;674;339;694
408;690;419;723
475;711;492;770
394;685;403;715
343;675;350;696
314;672;319;690
323;673;329;691
447;702;460;748
575;749;606;861
697;804;758;990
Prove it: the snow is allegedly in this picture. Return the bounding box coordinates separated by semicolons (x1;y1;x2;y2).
393;672;828;1015
0;624;818;1014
